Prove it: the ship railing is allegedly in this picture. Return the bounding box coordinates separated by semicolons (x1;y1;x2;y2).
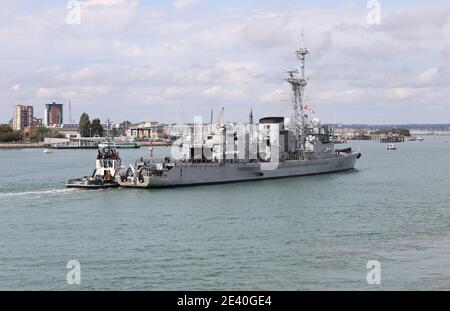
174;159;253;167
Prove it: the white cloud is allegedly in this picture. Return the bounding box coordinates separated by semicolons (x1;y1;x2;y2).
203;85;224;97
216;61;263;82
11;84;23;91
380;5;450;41
37;88;54;98
386;87;413;100
442;45;450;58
316;89;365;102
202;85;246;101
83;0;139;7
241;15;292;49
417;67;439;85
1;2;450;124
173;0;202;10
260;89;286;103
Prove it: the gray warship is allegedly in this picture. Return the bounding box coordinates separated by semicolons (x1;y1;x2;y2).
116;40;362;188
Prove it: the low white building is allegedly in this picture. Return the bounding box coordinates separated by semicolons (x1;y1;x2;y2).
49;124;80;138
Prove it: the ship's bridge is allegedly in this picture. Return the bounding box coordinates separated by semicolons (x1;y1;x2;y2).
259;117;285;124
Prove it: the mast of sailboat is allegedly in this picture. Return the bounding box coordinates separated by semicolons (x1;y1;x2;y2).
106;119;112;144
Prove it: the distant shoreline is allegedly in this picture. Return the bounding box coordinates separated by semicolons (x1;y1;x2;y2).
138;141;173;147
0;141;173;150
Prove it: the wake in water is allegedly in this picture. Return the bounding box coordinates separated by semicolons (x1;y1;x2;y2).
0;188;79;198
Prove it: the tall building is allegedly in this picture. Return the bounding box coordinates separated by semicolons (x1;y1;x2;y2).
44;102;64;127
13;105;34;131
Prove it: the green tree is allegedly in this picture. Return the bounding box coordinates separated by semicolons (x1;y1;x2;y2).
0;124;22;142
29;127;64;142
0;132;21;142
371;128;411;137
0;124;13;134
30;127;49;142
79;113;91;137
91;118;104;137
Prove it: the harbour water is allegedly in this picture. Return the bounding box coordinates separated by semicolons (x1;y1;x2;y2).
1;137;450;290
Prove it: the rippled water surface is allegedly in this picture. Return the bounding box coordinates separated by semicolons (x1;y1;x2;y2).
1;138;450;290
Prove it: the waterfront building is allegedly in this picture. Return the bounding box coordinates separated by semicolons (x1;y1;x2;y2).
49;124;80;139
44;102;64;127
130;121;168;140
13;105;34;131
379;133;405;143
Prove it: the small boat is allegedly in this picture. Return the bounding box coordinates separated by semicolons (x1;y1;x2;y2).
66;142;121;189
387;143;397;150
43;149;54;154
409;136;425;142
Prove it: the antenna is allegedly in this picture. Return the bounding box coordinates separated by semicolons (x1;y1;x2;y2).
177;102;185;126
300;27;305;48
296;29;309;81
68;100;72;124
106;119;112;141
216;107;225;125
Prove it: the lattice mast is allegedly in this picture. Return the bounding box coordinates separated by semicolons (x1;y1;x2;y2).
286;31;309;151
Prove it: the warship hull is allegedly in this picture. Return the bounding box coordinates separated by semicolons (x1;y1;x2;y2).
117;152;360;189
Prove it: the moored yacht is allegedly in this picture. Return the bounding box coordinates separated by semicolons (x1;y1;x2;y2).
387;143;397;150
409;136;425;142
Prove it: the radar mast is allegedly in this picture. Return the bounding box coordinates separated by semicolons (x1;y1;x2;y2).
286;30;309;152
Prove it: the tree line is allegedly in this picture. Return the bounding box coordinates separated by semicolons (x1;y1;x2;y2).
1;113;123;143
0;125;65;143
78;113;131;138
371;128;411;137
79;113;104;137
0;124;21;143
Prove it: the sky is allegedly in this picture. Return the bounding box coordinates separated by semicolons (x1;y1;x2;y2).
1;0;450;124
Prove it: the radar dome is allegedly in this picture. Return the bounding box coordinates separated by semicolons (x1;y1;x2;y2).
312;118;321;127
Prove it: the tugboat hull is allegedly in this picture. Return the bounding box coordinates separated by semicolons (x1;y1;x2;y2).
66;178;119;190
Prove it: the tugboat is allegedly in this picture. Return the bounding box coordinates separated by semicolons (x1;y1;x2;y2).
66;121;121;189
66;144;121;189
